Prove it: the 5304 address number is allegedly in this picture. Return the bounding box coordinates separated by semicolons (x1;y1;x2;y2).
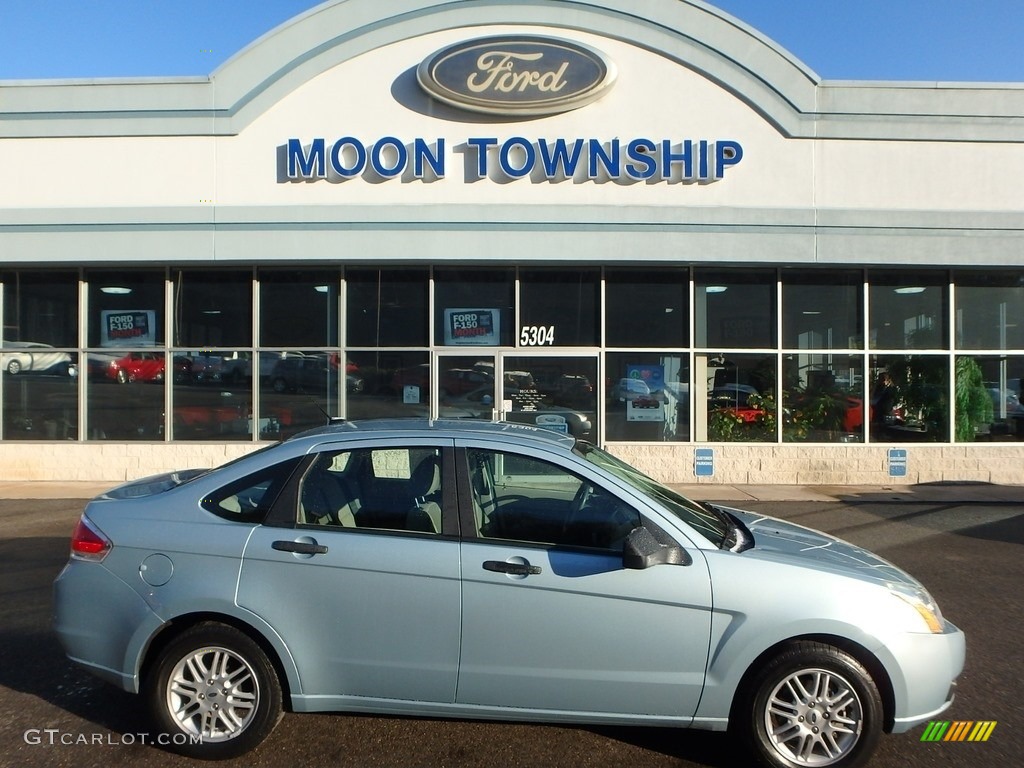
519;325;555;346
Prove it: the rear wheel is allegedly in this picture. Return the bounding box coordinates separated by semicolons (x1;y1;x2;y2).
146;622;282;759
736;641;883;768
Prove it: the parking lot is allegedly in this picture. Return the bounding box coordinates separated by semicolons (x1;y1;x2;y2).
1;489;1021;768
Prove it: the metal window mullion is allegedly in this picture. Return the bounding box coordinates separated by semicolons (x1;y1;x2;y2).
77;273;88;442
164;268;174;441
339;268;347;420
251;268;260;440
598;267;605;447
776;270;783;442
863;271;872;444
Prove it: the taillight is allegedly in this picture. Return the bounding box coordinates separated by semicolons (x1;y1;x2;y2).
70;516;111;562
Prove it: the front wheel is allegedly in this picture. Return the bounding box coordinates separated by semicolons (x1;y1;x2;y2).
736;641;883;768
146;622;282;759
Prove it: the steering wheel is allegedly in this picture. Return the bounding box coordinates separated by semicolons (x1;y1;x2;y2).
560;482;594;542
570;481;593;515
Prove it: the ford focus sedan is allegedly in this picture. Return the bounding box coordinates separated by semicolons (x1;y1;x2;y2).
53;419;964;766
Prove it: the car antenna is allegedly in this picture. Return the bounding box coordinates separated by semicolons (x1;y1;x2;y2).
295;386;345;426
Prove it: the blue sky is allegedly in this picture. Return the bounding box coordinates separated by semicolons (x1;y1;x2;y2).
1;1;1023;82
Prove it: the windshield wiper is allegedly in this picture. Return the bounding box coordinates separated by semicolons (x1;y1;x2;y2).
708;504;754;552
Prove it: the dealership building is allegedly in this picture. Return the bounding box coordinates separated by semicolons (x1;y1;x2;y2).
1;0;1023;485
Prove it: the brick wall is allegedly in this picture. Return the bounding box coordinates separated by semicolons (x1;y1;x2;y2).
1;442;1023;486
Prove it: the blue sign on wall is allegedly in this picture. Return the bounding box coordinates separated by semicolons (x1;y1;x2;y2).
888;448;908;478
695;447;714;477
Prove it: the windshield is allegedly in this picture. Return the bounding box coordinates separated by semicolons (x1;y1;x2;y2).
576;442;731;547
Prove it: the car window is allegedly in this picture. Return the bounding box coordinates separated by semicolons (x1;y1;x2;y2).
201;457;302;523
298;446;443;534
467;448;640;551
575;442;730;546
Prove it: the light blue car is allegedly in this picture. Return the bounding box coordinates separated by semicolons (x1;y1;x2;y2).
54;419;964;766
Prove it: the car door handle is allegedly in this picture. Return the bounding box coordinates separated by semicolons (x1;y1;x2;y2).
483;560;542;576
272;540;328;555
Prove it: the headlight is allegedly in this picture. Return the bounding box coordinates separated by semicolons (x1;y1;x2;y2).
889;582;945;634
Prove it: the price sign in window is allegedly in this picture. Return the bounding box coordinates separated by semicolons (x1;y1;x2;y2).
444;309;500;346
100;310;157;347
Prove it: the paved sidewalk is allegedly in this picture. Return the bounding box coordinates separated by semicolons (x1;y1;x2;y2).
1;479;1023;503
671;483;1024;504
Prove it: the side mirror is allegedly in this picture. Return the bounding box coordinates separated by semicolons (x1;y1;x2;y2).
622;525;690;569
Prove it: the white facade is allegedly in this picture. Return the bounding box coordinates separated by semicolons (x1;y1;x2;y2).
1;0;1023;484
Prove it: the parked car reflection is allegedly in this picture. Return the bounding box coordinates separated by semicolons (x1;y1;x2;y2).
0;341;73;375
269;354;363;395
106;352;191;384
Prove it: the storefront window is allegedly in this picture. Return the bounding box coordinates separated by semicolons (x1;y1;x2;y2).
2;270;78;347
869;271;948;350
344;351;430;420
172;350;257;441
955;355;1024;442
782;355;865;442
86;270;165;348
434;269;514;347
695;270;775;348
954;271;1024;350
1;271;80;440
261;350;343;438
2;352;78;440
782;270;863;350
605;353;689;442
2;265;1023;447
696;353;777;441
346;269;429;347
869;355;949;442
172;270;253;347
259;270;340;347
85;351;165;440
605;270;687;348
518;269;599;347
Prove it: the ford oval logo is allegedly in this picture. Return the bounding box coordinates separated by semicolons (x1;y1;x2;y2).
417;35;617;116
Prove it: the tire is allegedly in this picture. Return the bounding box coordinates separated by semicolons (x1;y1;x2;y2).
7;360;21;375
736;641;883;768
116;368;129;384
145;622;282;760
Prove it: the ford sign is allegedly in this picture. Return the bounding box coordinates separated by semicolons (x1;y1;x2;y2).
417;35;616;116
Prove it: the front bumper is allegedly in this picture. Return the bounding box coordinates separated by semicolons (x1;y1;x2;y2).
885;620;966;733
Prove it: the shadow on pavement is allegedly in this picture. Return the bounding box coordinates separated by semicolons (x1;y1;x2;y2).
0;533;148;736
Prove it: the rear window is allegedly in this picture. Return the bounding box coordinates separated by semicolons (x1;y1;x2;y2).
201;457;302;522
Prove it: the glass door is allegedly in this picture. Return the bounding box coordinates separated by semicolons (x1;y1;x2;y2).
434;353;497;421
497;353;598;442
433;351;599;441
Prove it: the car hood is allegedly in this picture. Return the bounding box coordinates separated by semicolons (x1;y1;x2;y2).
717;506;918;587
99;468;210;500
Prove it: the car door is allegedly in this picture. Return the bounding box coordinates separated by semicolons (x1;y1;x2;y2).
455;442;713;720
237;439;462;703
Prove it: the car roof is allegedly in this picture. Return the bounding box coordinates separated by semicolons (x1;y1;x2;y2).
286;418;579;450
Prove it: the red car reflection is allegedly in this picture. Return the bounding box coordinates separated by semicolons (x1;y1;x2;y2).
107;352;191;384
